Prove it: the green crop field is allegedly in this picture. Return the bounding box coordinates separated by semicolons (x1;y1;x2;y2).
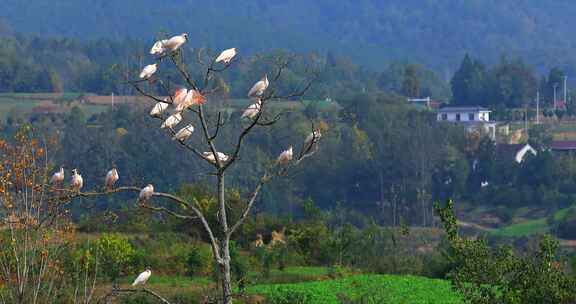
246;274;463;304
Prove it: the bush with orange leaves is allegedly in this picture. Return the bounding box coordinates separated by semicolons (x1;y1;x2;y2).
0;127;76;304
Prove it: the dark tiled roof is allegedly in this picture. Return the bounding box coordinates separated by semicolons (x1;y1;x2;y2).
438;106;490;112
551;141;576;150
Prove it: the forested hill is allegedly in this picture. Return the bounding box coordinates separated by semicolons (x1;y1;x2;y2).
2;0;576;72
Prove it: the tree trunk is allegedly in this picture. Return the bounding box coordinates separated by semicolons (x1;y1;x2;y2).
220;239;233;304
217;173;233;304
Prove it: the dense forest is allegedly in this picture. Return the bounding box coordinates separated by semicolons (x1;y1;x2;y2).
3;0;576;74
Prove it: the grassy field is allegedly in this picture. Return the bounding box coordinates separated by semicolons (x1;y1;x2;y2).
246;274;463;304
489;206;576;237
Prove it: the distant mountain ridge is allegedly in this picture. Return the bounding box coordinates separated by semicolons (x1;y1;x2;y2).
2;0;576;72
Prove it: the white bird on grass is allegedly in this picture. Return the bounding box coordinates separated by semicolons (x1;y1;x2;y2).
139;64;157;79
277;146;293;165
50;167;65;185
203;151;229;164
105;167;119;191
149;33;188;55
132;267;152;286
160;112;182;129
149;99;170;117
241;99;262;120
175;89;206;112
248;75;269;98
139;184;154;202
215;48;237;64
172;124;194;142
70;169;83;191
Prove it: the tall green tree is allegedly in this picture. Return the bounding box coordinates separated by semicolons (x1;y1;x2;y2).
451;54;486;106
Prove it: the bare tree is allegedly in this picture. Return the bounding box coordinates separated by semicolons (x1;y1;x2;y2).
64;37;320;303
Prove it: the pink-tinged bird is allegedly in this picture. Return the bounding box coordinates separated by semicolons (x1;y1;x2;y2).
277;146;293;165
241;99;262;119
105;167;119;191
139;184;154;202
160;112;182;129
215;48;237;64
248;75;269;98
50;167;65;185
176;89;206;112
70;169;83;191
139;64;157;79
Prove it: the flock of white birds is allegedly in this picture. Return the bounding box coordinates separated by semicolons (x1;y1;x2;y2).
49;33;321;287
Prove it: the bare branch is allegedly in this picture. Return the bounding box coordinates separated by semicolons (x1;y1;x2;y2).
97;287;172;304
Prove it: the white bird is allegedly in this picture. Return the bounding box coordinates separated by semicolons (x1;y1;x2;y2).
50;167;65;185
150;39;168;55
304;129;322;147
241;99;262;119
139;184;154;202
175;89;206;112
150;33;188;55
203;151;229;164
139;64;157;79
248;75;269;98
70;169;83;191
215;48;237;64
172;124;195;142
149;99;170;117
160;112;182;129
132;268;152;286
277;146;293;165
105;167;119;191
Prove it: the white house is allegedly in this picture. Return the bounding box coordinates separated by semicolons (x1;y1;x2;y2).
437;106;491;122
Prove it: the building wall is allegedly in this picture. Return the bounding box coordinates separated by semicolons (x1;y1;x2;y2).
437;111;490;122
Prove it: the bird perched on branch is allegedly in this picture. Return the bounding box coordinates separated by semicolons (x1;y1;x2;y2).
132;267;152;286
105;167;119;191
172;88;188;108
215;48;237;64
50;167;64;185
149;100;169;117
150;33;188;55
248;75;269;98
304;129;322;148
203;151;229;164
139;63;157;79
176;89;206;112
160;112;182;129
139;184;154;202
241;99;262;120
70;169;83;191
172;124;195;142
277;146;293;165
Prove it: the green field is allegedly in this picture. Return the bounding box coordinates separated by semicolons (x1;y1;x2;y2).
489;206;576;237
246;274;463;304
